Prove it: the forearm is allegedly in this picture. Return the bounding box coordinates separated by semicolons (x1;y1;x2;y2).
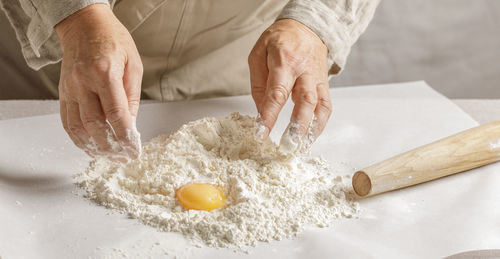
278;0;380;74
30;0;110;30
0;0;111;70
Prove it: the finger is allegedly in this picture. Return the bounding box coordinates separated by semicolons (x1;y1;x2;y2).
123;56;143;117
313;81;333;139
59;82;72;144
61;101;93;158
79;89;124;157
257;66;295;140
122;57;143;157
66;99;93;153
278;74;317;153
248;38;268;111
97;71;140;158
59;73;94;157
59;86;69;138
60;97;77;147
289;74;318;138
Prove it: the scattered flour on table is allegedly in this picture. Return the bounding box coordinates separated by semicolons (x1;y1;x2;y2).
75;113;359;249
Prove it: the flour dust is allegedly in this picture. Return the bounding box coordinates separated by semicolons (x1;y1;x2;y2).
75;113;359;250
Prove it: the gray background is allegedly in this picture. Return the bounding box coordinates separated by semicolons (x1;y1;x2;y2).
332;0;500;99
1;0;499;99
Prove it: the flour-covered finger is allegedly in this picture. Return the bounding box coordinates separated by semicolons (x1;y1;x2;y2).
122;58;143;158
278;75;316;153
79;90;124;157
98;75;140;159
289;74;317;137
248;37;269;111
312;81;332;139
257;67;295;140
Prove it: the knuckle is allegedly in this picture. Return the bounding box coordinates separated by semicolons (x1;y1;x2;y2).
81;115;103;129
279;47;294;59
128;99;140;108
105;106;128;125
71;66;86;83
67;123;83;134
317;96;333;116
91;59;112;74
298;91;317;107
92;62;114;83
128;99;140;116
85;58;123;84
71;60;116;86
268;84;289;107
261;28;274;39
271;50;303;76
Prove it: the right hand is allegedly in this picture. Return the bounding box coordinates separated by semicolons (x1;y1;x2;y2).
55;4;143;161
248;19;331;150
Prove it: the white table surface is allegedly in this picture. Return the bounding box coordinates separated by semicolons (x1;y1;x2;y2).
0;98;498;124
0;81;499;259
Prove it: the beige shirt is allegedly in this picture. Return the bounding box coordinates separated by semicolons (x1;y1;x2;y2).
0;0;379;100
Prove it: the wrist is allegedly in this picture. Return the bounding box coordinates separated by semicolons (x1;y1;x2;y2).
55;3;111;45
274;19;328;54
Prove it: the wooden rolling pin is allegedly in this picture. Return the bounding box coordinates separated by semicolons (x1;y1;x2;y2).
352;121;500;197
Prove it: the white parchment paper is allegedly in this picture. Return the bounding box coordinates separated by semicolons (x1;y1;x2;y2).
0;81;498;258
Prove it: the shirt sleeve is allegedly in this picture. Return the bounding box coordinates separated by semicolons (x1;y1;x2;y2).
277;0;380;75
0;0;111;70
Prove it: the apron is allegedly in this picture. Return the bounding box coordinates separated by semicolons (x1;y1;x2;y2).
40;0;288;101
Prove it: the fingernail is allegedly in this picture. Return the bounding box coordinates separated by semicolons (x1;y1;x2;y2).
254;115;269;142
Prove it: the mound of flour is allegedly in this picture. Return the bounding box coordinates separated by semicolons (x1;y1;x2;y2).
76;113;359;249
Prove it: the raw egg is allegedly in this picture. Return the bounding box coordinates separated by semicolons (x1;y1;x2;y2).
175;183;226;211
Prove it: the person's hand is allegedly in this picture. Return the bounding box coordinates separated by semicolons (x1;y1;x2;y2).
55;4;143;161
248;19;332;150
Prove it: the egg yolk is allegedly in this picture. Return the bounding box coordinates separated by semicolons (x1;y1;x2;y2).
175;183;226;211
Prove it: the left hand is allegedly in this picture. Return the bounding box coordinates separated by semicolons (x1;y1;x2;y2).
55;4;143;161
248;19;332;146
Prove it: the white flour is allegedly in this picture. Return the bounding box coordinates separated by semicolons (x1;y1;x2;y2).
76;113;359;249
